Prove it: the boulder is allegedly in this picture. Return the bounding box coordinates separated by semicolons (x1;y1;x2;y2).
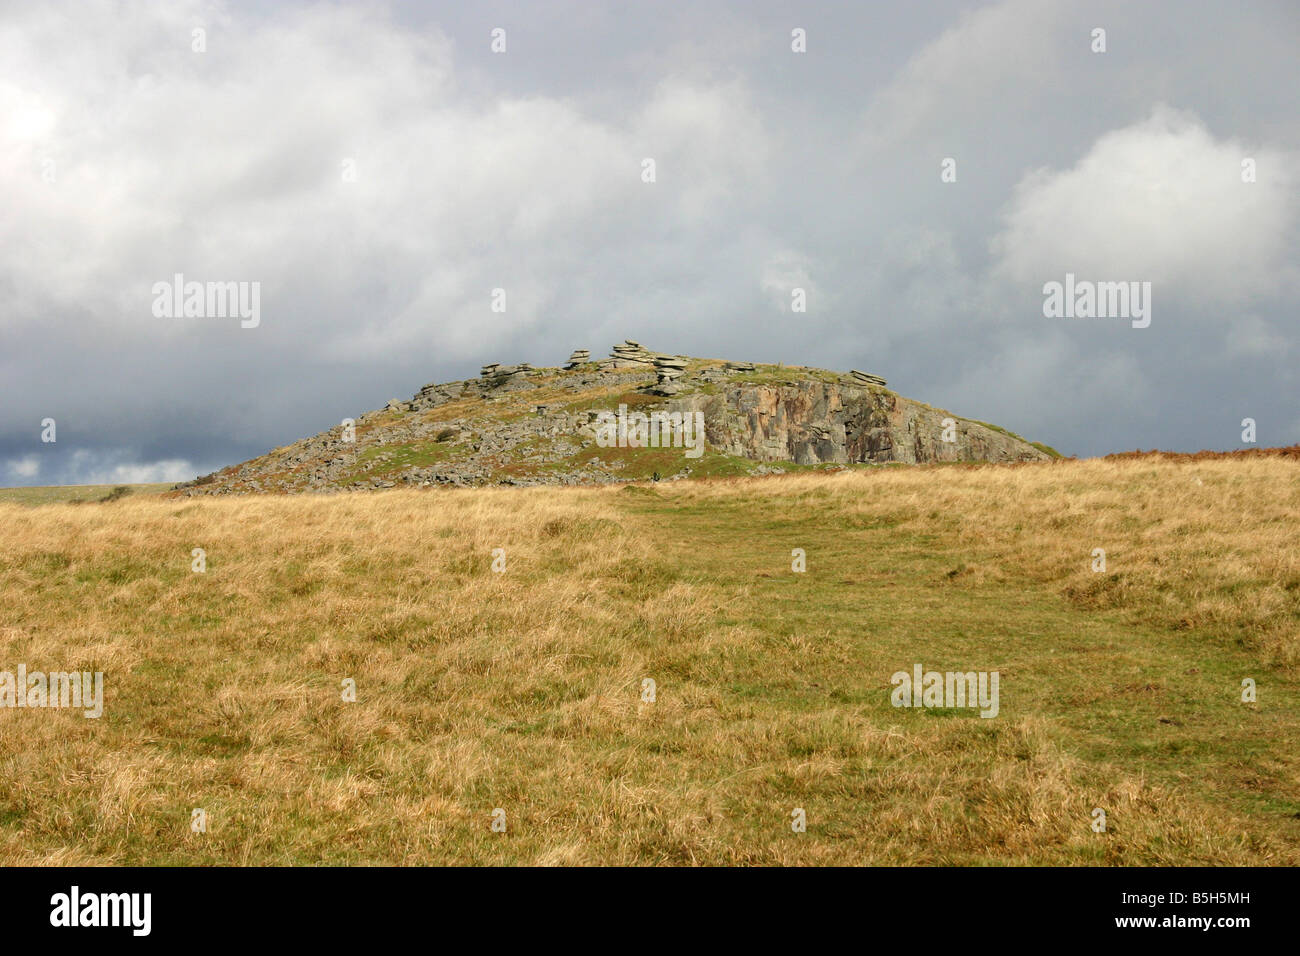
846;369;888;388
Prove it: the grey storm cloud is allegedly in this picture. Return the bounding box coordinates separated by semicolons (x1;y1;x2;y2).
1;0;1297;485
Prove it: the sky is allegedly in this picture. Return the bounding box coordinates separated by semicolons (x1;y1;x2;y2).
2;0;1297;485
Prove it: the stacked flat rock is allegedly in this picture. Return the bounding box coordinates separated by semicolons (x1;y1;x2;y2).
642;356;687;395
724;361;756;373
482;363;531;379
608;340;656;367
653;355;688;384
564;349;591;369
846;369;887;387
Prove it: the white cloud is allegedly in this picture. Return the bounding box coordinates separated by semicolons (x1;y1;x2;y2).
856;0;1070;156
991;106;1298;307
6;455;40;479
0;4;771;367
63;451;196;485
96;459;195;484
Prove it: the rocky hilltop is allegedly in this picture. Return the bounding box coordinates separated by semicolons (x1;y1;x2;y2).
178;342;1057;495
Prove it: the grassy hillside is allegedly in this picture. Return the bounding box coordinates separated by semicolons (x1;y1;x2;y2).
0;482;175;506
0;457;1296;864
183;357;1051;495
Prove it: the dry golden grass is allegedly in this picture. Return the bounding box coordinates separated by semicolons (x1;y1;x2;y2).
0;456;1296;865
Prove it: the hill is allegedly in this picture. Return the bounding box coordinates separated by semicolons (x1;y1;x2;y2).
1;456;1296;864
177;342;1055;495
0;483;176;506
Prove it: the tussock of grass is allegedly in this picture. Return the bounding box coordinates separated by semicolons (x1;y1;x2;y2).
0;457;1296;864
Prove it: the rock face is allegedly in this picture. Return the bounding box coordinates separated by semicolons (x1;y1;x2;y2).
668;381;1030;465
176;343;1053;496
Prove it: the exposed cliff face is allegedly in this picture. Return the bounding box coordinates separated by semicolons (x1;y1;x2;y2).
176;350;1053;496
672;382;1048;466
